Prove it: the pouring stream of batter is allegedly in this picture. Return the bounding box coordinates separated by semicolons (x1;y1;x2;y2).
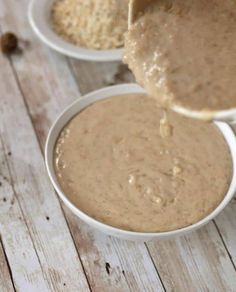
124;0;236;114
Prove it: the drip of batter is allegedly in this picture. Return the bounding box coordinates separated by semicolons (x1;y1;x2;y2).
160;110;173;138
54;94;232;233
124;0;236;112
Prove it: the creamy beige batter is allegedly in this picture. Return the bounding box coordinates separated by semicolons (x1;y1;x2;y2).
124;0;236;111
54;94;231;232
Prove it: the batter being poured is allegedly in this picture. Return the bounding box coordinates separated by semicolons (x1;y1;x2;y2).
54;94;231;232
124;0;236;112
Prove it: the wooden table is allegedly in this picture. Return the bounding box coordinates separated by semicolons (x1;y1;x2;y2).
1;1;236;291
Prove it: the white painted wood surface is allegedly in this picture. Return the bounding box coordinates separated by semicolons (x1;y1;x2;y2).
0;126;51;292
148;225;236;291
0;0;236;291
0;239;15;292
0;45;90;292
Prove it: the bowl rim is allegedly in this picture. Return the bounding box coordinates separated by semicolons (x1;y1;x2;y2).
172;103;236;124
45;83;236;240
28;0;124;62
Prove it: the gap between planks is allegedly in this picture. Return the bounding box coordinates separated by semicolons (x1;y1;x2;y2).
0;237;16;292
7;56;93;292
0;35;91;292
0;134;52;292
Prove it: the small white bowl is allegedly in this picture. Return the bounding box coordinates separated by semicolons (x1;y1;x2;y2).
28;0;123;62
45;84;236;241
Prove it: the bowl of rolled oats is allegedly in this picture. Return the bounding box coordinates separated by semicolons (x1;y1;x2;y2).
28;0;128;61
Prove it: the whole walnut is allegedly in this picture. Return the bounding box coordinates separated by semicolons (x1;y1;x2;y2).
1;32;18;55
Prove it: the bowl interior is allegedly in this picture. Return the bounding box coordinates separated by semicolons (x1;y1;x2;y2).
45;84;236;241
28;0;124;62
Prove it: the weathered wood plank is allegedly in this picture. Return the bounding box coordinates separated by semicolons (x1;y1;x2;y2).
0;240;15;292
215;204;236;265
0;43;90;292
0;136;51;292
64;208;163;292
2;0;165;291
148;225;236;292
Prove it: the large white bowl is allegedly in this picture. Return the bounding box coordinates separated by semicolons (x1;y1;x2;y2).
45;84;236;241
28;0;123;62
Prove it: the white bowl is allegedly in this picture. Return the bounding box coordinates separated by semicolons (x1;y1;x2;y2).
45;84;236;241
172;103;236;124
28;0;123;62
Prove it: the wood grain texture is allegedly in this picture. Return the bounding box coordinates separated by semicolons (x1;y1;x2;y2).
64;209;164;292
2;0;165;291
148;224;236;292
0;39;90;292
215;204;236;264
0;134;51;292
0;240;15;292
